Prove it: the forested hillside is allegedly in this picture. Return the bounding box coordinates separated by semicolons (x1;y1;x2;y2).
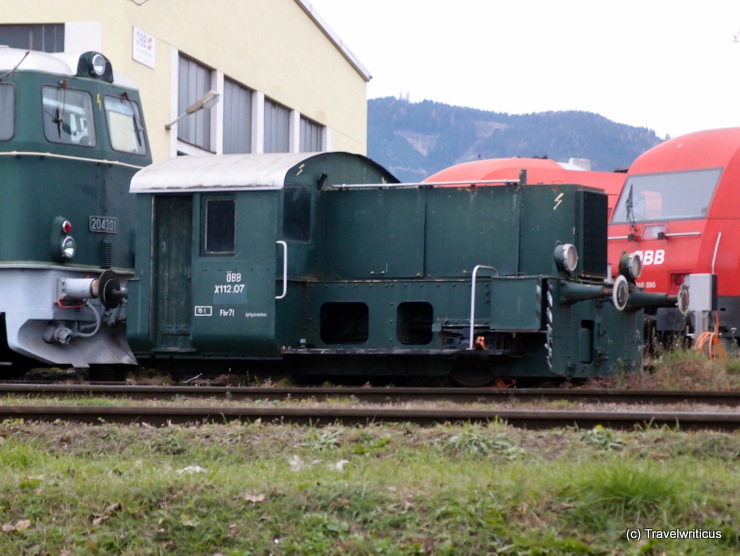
368;97;663;182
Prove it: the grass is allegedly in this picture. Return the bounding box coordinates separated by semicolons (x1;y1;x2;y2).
0;419;737;554
587;344;740;390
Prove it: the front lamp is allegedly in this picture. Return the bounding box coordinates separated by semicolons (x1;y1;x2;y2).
76;51;114;83
60;236;77;260
91;53;107;77
619;251;643;282
553;243;579;274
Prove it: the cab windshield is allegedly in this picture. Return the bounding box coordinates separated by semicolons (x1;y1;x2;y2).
0;83;13;140
42;85;96;146
610;168;721;224
104;95;147;155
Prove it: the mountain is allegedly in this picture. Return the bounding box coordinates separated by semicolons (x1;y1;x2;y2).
367;97;663;183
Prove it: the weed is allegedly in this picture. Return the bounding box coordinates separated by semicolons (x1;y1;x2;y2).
303;428;343;451
580;425;624;451
589;345;740;390
438;429;524;460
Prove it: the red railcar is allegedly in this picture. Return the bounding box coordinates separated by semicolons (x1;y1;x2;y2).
608;127;740;336
424;157;626;216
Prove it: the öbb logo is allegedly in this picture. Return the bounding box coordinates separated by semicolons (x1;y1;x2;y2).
636;249;665;266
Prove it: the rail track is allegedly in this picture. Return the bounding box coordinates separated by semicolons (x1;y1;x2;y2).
0;384;737;430
0;384;738;406
0;404;737;430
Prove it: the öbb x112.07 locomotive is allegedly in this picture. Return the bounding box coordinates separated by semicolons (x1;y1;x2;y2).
126;152;684;384
0;47;150;368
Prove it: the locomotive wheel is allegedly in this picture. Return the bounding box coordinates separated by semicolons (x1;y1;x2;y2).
449;366;499;387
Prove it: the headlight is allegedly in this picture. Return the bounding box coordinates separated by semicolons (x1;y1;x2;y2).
91;53;107;77
612;275;629;311
76;51;113;83
60;236;76;259
619;251;643;282
553;243;579;274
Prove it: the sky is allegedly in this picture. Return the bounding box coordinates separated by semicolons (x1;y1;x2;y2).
308;0;740;139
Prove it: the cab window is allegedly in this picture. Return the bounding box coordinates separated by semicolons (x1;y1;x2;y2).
282;183;312;242
42;84;96;146
104;95;147;155
611;169;721;223
204;198;235;254
0;83;14;140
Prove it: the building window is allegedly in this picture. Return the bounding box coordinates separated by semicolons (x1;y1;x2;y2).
204;198;235;255
42;85;96;146
178;56;213;151
0;84;14;141
0;24;64;52
300;116;323;152
223;78;253;154
264;98;290;153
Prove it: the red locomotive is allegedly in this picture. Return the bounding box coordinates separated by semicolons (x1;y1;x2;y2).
608;128;740;339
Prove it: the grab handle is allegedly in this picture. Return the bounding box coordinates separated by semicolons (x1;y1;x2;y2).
276;240;288;300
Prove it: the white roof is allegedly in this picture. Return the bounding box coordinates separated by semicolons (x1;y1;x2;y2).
0;47;138;89
130;153;321;193
295;0;371;82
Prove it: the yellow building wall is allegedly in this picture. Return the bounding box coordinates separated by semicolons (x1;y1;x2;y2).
0;0;368;160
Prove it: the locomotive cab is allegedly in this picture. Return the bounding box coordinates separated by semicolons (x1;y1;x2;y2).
0;48;150;368
127;152;398;360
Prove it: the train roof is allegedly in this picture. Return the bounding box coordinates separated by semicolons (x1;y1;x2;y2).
425;157;573;184
0;46;138;89
629;127;740;173
130;152;397;193
424;157;626;210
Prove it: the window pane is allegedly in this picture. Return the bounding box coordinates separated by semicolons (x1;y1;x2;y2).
178;56;212;151
300;116;323;152
223;79;253;154
264;99;289;153
282;184;312;241
0;84;14;141
42;85;96;146
611;169;721;223
0;24;64;52
205;199;235;254
104;95;147;155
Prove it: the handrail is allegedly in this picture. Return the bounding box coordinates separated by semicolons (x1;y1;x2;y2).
468;265;498;350
276;241;288;300
711;232;722;275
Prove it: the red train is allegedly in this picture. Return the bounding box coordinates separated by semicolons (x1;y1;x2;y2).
608;127;740;340
425;157;626;217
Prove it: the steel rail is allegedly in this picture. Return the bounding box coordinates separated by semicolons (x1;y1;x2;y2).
0;384;738;406
0;404;737;430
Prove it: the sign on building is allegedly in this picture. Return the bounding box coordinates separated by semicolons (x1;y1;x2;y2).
132;27;155;69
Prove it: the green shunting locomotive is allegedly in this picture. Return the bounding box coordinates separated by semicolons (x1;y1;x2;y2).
129;152;685;384
0;47;150;367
